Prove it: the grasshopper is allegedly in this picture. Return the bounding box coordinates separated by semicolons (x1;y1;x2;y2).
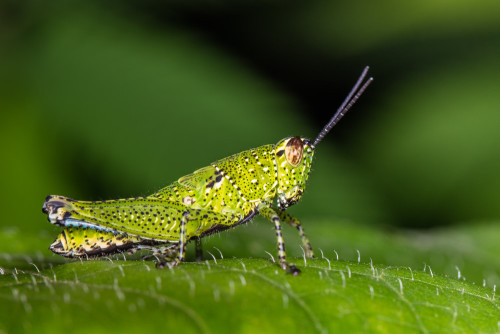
42;67;373;274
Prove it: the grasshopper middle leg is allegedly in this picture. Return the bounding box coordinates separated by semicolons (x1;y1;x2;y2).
156;212;189;269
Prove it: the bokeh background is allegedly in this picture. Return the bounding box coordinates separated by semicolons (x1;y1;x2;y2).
1;1;500;283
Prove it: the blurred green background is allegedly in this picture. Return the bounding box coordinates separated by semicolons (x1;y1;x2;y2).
1;1;500;280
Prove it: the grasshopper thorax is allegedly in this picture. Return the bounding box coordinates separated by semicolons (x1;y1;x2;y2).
274;136;314;210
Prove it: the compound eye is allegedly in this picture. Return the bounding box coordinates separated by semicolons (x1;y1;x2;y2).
285;136;303;167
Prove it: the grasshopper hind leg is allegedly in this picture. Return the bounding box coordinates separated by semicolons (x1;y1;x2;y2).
139;244;183;269
139;244;179;260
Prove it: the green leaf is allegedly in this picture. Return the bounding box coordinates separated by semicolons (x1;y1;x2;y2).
1;220;499;333
0;258;498;334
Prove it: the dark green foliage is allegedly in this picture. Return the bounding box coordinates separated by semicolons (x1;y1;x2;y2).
1;1;499;332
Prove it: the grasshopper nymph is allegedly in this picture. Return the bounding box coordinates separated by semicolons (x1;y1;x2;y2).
42;67;373;275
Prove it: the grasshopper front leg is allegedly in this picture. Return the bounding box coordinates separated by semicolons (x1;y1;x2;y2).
277;211;314;259
259;205;300;275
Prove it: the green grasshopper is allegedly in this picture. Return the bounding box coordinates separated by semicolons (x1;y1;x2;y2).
42;67;373;275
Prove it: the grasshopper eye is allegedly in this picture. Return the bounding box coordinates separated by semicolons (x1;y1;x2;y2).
285;137;303;167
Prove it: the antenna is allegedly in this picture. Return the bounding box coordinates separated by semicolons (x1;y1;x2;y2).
312;66;373;147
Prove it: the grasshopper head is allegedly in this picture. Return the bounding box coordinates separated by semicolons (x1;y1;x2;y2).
274;66;374;210
274;136;314;210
